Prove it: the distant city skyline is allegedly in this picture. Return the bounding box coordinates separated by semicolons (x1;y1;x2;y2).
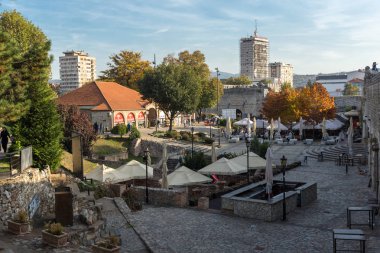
1;0;380;79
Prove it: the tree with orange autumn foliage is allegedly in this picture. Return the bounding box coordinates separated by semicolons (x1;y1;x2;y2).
261;83;335;124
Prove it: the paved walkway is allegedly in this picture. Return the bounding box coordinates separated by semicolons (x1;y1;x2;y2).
126;144;380;253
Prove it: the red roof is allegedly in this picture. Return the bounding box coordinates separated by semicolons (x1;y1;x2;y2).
57;81;147;111
348;78;363;83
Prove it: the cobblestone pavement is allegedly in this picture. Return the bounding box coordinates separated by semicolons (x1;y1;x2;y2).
128;145;380;253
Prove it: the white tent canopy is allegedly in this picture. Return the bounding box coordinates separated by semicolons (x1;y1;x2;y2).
233;118;253;126
198;157;247;175
230;152;274;170
292;120;321;130
116;160;154;180
85;164;124;183
162;166;212;187
317;118;344;130
266;120;288;131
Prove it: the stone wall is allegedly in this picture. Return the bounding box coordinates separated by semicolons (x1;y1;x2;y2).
0;168;55;226
297;182;317;207
334;96;363;112
130;139;185;158
133;186;188;207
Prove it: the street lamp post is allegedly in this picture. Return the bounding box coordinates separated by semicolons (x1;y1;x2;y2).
280;155;288;221
246;139;250;183
215;67;220;114
191;127;194;159
209;125;212;138
143;148;150;204
146;111;149;128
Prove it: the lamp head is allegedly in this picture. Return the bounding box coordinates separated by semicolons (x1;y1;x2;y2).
280;155;287;167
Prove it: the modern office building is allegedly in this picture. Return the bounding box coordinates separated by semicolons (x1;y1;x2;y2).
240;32;269;81
269;62;294;87
59;50;96;94
315;70;365;96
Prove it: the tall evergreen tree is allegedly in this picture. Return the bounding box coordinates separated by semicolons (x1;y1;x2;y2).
1;11;63;170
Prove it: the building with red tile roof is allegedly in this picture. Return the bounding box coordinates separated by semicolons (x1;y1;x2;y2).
57;81;155;131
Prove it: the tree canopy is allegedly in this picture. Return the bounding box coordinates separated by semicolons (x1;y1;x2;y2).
139;61;201;131
99;50;152;90
261;82;335;124
343;82;360;96
196;77;223;121
222;75;251;86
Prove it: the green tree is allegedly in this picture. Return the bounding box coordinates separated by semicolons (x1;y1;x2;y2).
196;77;223;122
222;75;251;86
139;62;201;131
111;123;127;138
99;50;152;90
0;30;29;124
343;82;360;96
3;11;62;170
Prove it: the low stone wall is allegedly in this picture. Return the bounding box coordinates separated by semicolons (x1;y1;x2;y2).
296;182;317;207
0;168;55;226
133;186;188;207
233;192;298;221
130;139;185;158
92;151;128;162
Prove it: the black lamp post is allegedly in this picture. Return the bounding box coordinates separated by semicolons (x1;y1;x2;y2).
191;127;194;158
280;155;288;221
143;148;150;204
209;125;212;138
246;139;250;183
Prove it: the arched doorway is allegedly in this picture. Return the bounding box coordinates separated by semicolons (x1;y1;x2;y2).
114;113;125;125
127;113;136;127
236;109;242;120
148;108;157;126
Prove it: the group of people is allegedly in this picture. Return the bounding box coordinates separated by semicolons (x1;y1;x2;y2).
0;127;10;153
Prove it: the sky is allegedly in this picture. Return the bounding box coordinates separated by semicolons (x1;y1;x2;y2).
1;0;380;79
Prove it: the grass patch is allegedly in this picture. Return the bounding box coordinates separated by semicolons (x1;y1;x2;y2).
60;150;97;175
0;159;10;172
92;138;128;156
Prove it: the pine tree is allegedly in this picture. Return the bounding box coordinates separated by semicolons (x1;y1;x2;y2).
2;11;63;170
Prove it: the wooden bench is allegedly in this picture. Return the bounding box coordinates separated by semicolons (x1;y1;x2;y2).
347;206;374;230
333;233;366;253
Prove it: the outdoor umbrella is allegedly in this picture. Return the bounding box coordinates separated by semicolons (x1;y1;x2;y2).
347;117;354;155
270;118;274;140
265;147;274;198
85;164;123;183
211;141;217;163
322;117;328;139
230;152;274;170
247;113;251;138
299;117;303;140
233;118;253;126
161;143;169;189
116;160;154;180
198;157;247;175
226;117;232;137
253;117;257;136
163;166;212;187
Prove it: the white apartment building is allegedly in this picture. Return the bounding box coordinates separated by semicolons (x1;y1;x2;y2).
59;51;96;94
269;62;293;87
240;34;269;81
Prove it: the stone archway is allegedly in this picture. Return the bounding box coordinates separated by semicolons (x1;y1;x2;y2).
236;109;242;120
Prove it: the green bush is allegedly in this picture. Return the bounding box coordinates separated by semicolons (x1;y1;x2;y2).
183;151;210;170
218;119;226;127
165;130;179;139
111;123;127;138
181;132;190;141
195;132;206;138
250;137;270;158
217;152;238;160
204;137;214;144
129;126;141;140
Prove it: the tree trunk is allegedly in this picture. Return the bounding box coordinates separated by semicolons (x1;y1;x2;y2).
197;109;202;123
169;115;175;132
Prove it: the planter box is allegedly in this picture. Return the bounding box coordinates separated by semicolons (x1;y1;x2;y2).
7;220;29;235
42;230;68;248
92;244;121;253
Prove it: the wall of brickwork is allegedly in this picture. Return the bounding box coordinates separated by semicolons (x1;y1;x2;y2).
334;96;363;112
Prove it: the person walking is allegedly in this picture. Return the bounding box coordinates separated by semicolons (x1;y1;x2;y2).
1;128;10;153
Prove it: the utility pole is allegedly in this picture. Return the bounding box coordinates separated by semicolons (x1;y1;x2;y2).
215;67;220;115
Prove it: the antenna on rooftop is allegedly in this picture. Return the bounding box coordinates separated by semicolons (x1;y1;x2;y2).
254;19;257;36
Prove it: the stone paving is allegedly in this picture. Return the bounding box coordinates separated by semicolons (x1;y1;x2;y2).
126;144;380;253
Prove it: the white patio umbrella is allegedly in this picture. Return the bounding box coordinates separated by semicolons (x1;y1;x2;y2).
253;117;257;136
299;117;303;140
226;117;232;137
85;164;123;183
278;117;281;131
211;141;217;163
163;166;212;187
116;160;154;180
270;118;274;140
198;157;247;175
322;117;328;139
161;143;169;189
233;118;253;126
265;147;274;198
347;117;354;155
247;113;251;138
230;152;274;170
